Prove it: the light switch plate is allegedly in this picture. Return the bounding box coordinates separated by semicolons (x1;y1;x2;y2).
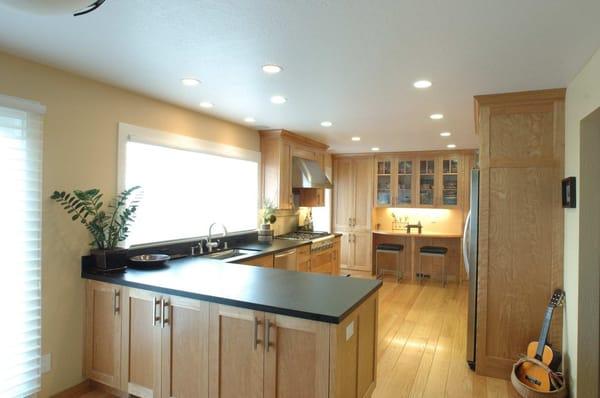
41;353;51;374
345;321;354;341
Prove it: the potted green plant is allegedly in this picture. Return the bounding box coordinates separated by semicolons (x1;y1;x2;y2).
258;200;277;242
50;186;141;270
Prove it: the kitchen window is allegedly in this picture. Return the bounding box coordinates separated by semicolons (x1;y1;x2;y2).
0;95;44;397
118;123;260;246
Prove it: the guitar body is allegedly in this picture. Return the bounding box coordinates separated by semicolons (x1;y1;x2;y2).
515;289;565;392
516;343;559;391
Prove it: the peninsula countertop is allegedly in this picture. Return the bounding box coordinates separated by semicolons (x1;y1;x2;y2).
82;249;381;324
373;230;463;238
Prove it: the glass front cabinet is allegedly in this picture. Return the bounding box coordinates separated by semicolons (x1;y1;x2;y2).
374;154;462;209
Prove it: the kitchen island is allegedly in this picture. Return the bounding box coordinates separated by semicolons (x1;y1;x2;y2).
82;250;381;398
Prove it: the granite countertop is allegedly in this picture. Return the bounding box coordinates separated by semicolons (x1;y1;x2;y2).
82;238;381;324
373;230;463;238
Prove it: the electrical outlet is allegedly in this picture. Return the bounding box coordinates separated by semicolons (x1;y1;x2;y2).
41;353;51;374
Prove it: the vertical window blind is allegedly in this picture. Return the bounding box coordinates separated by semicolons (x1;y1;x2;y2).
0;96;44;397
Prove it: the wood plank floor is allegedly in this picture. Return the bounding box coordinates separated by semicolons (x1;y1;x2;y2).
371;278;518;398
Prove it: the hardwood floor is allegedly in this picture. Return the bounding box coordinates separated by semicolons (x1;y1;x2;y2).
372;278;518;398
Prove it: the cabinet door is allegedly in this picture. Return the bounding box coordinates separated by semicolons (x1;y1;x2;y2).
123;289;162;398
279;140;293;210
85;281;121;388
208;304;264;398
353;157;373;230
237;254;274;268
339;231;354;270
396;158;414;207
418;158;436;206
352;232;372;272
375;158;393;207
333;158;355;229
440;156;460;207
333;237;341;275
162;296;210;398
264;314;330;398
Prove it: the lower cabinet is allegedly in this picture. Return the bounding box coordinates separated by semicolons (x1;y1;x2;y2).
340;231;373;272
86;282;378;398
85;280;122;388
236;253;274;268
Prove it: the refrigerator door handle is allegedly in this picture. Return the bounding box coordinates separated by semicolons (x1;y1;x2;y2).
462;210;471;278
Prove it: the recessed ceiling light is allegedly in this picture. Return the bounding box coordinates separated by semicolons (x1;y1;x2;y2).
351;137;361;141
181;78;200;87
270;95;287;104
262;64;283;74
244;117;256;123
430;113;444;120
199;101;214;109
414;80;432;89
321;121;333;127
371;147;380;151
440;131;451;137
447;144;456;149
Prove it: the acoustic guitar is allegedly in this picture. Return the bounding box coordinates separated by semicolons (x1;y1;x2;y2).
516;289;565;391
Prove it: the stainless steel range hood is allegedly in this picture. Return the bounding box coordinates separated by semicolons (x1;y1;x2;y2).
292;157;333;189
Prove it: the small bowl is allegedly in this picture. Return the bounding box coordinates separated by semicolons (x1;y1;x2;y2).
129;254;171;268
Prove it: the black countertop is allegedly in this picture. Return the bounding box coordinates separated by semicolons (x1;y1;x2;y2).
82;239;381;324
233;239;310;259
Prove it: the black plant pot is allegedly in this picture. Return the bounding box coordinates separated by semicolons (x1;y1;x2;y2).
91;248;128;271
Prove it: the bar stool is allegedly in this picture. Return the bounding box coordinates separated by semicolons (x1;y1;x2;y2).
375;243;404;282
418;246;449;287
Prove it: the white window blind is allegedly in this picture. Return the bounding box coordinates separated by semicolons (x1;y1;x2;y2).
0;98;44;397
119;124;260;246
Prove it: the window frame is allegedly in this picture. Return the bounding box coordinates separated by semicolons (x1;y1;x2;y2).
117;123;261;248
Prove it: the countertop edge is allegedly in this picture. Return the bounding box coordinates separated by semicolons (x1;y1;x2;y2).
82;269;382;324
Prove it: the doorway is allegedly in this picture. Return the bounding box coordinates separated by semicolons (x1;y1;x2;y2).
577;106;600;397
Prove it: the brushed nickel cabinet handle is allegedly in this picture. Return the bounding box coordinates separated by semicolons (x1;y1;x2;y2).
153;296;161;326
113;290;120;315
160;298;169;328
265;319;273;352
253;318;262;350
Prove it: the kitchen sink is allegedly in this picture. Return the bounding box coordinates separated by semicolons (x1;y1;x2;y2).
206;248;260;260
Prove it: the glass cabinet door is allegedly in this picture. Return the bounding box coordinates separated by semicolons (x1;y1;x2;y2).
419;159;435;206
376;159;392;207
396;159;413;206
442;158;459;206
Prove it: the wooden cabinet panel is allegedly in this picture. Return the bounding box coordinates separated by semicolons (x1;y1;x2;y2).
85;281;122;388
475;89;564;379
123;288;162;398
209;304;264;398
339;231;353;269
333;157;355;230
353;157;373;231
333;237;341;275
237;254;274;268
352;232;372;272
310;248;334;274
279;140;293;209
264;314;330;398
162;296;209;398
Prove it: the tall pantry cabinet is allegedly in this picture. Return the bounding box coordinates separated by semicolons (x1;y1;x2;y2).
333;156;373;272
474;89;565;379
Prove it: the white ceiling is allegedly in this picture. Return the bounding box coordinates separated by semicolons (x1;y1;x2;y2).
0;0;599;153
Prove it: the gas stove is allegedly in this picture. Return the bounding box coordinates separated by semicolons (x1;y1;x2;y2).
278;231;335;252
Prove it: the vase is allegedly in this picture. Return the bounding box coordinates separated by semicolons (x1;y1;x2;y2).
258;223;274;242
91;248;128;271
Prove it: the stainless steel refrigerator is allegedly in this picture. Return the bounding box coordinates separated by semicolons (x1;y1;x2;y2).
464;168;479;370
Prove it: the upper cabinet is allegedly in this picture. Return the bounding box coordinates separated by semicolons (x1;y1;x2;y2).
372;152;469;209
259;130;330;209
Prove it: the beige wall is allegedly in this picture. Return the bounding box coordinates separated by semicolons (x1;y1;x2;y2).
0;51;259;397
372;207;464;234
564;46;600;397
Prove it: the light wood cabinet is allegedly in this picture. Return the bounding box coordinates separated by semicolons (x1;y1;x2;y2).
297;244;311;272
87;282;379;398
333;156;373;272
121;288;210;398
260;129;330;209
208;304;264;398
332;236;341;275
474;89;565;379
85;280;122;388
236;253;274;268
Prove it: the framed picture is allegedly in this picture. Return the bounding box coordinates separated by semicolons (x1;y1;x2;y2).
562;177;576;208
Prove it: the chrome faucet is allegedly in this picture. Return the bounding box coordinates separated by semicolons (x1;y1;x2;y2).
207;223;228;252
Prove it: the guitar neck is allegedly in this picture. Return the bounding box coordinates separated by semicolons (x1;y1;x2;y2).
535;307;555;359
